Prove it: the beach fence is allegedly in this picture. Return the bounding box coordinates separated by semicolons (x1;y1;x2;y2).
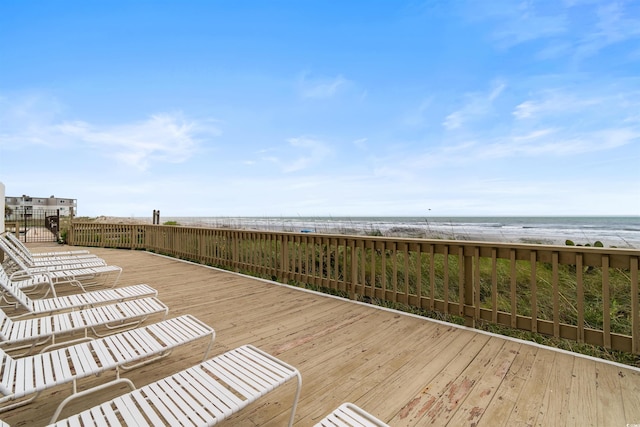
69;222;640;355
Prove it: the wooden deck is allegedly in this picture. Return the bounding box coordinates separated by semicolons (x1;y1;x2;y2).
3;245;640;426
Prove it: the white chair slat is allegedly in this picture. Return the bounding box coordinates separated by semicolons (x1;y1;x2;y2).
48;345;300;427
97;403;121;427
0;354;16;395
188;364;244;411
125;328;163;355
230;349;284;387
14;357;30;397
128;388;171;427
100;334;132;364
78;408;98;427
89;340;117;370
314;403;390;427
50;349;73;386
41;355;55;391
163;371;225;421
146;380;200;426
114;393;158;427
33;356;45;394
68;346;99;377
213;351;280;396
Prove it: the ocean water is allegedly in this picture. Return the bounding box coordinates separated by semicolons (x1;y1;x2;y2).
162;216;640;248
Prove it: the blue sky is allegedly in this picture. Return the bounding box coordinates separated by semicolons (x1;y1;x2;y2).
1;0;639;217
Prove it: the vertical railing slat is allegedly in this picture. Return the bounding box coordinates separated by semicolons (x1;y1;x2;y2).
458;247;465;317
553;252;560;338
415;244;422;305
576;253;584;344
603;255;611;349
631;257;638;354
530;251;538;333
391;243;398;301
492;248;498;324
429;244;435;311
510;249;517;328
403;243;410;303
443;245;449;315
474;247;481;323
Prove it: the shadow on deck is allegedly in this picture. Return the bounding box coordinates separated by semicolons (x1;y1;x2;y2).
3;244;640;426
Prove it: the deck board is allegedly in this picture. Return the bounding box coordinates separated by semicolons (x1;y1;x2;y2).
2;245;640;426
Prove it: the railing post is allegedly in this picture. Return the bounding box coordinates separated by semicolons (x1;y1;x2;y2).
464;252;474;326
233;231;239;272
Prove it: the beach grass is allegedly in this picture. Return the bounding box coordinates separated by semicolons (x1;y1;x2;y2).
226;241;639;367
59;219;639;366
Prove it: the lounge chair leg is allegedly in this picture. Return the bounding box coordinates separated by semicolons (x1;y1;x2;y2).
49;377;136;424
288;372;303;427
0;391;40;413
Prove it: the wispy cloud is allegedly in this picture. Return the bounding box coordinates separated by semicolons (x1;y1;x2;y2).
483;127;638;158
512;90;600;120
573;1;640;59
297;73;349;99
353;138;368;149
0;93;219;171
402;99;432;127
491;3;568;49
282;137;332;172
0;93;66;147
57;113;218;171
463;0;567;49
443;81;506;130
471;0;640;60
256;136;332;173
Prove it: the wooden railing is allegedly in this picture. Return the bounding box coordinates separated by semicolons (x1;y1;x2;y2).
70;222;640;354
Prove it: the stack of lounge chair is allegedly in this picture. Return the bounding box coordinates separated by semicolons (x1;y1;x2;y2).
0;232;388;426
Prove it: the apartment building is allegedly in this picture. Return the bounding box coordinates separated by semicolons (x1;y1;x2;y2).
5;195;77;217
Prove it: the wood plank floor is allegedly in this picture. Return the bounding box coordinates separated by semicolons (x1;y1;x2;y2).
3;244;640;426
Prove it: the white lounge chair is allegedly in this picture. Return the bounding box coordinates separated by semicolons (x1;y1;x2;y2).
4;232;90;257
0;314;215;422
0;242;122;296
0;267;158;318
1;234;101;266
48;344;301;427
0;263;122;299
315;403;390;426
0;297;168;355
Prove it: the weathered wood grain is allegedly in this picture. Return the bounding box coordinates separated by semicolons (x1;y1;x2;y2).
2;244;639;427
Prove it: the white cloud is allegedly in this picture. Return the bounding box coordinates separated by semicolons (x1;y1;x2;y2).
402;99;432;127
283;137;332;172
0;93;66;148
512;128;557;141
442;111;463;130
353;138;368;149
574;1;640;59
254;136;332;173
512;90;600;120
443;82;506;130
57;113;216;171
298;73;349;99
0;93;219;171
482;127;638;158
466;1;568;49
